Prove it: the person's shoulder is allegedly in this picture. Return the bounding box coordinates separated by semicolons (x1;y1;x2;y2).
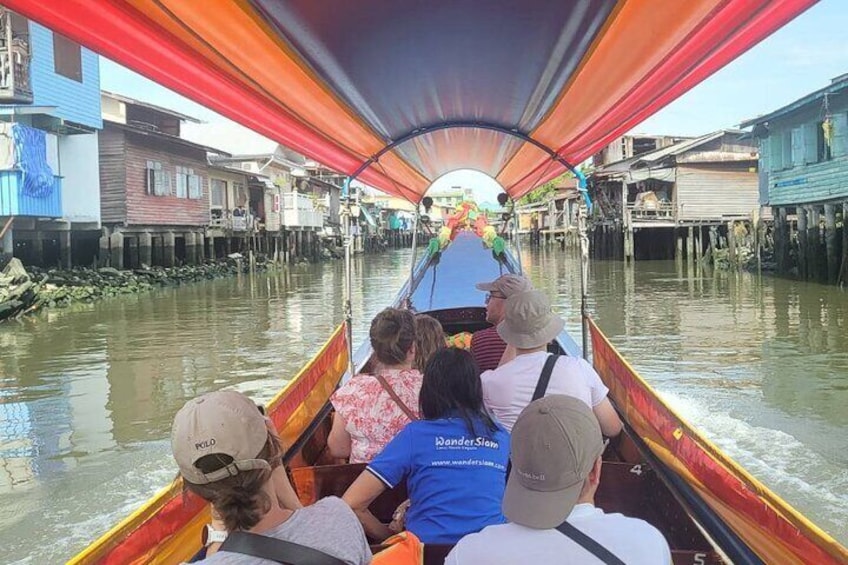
306;496;359;522
447;523;517;560
604;513;670;554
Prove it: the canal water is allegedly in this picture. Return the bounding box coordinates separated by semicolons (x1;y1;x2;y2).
0;249;846;562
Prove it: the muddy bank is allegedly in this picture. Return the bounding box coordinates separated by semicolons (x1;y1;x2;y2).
0;256;274;322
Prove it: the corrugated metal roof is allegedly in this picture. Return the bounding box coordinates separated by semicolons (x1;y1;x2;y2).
634;130;744;166
740;75;848;128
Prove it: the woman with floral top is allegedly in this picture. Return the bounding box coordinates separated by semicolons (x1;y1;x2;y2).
329;308;423;464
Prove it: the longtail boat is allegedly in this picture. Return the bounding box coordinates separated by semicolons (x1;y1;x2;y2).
9;1;846;564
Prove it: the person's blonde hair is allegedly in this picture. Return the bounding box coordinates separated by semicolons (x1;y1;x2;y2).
414;314;445;372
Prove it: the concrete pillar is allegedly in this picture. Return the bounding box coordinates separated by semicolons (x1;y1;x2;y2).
198;234;206;263
184;232;197;265
797;207;808;280
207;236;215;261
98;232;110;267
31;232;44;266
840;201;848;286
675;229;684;261
808;206;821;282
163;231;175;267
695;226;703;262
727;221;737;267
59;230;71;269
775;207;787;274
1;226;13;258
686;226;694;264
109;231;124;270
824;204;838;284
128;235;139;269
139;232;152;268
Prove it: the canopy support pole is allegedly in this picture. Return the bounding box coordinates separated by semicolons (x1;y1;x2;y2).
578;202;590;361
341;177;355;377
405;208;420;307
511;205;523;275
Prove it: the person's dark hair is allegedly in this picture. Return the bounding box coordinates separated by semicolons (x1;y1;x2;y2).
370;308;416;366
413;314;445;372
183;429;283;532
420;348;497;436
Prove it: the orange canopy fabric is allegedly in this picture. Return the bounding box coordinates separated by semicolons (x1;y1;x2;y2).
9;0;816;200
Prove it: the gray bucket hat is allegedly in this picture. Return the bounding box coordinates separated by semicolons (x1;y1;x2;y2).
496;290;565;349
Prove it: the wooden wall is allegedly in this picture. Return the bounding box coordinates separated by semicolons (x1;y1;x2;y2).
98;126;127;224
123;130;210;227
675;164;760;222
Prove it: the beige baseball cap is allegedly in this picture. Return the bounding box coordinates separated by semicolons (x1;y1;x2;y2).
475;273;531;298
503;395;604;529
497;290;565;348
171;390;271;485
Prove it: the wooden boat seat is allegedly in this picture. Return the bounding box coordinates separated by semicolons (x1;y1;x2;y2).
290;462;408;523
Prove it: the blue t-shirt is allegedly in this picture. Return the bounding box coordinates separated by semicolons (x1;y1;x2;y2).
367;416;509;544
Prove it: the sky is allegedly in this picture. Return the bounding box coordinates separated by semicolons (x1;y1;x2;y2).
99;1;848;203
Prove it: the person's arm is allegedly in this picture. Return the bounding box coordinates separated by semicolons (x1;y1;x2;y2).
593;397;623;438
342;471;394;542
328;412;352;459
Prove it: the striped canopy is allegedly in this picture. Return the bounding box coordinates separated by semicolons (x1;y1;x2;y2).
11;0;815;201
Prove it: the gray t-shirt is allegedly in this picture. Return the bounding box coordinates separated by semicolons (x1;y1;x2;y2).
202;496;372;564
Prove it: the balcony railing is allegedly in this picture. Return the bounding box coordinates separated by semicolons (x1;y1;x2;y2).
0;9;33;103
627;201;675;222
0;170;62;217
282;192;324;229
208;210;256;232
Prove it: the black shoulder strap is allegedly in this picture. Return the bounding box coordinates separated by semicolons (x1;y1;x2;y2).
556;521;626;565
532;354;559;401
219;531;347;565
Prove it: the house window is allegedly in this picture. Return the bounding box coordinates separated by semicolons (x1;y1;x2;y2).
817;121;833;162
145;160;169;196
210;179;226;208
176;166;202;199
53;33;82;82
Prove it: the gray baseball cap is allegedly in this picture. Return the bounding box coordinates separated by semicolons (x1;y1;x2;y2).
503;395;605;529
475;273;531;297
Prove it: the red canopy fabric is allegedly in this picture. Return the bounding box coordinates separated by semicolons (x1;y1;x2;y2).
7;0;817;200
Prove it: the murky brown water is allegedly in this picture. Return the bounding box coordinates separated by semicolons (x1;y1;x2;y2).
0;248;845;562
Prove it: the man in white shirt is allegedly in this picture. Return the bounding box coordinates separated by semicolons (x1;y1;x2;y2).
481;289;622;437
446;396;672;565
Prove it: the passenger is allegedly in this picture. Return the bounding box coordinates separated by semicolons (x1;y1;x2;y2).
470;274;532;372
446;396;672;565
329;308;423;463
171;390;371;564
343;348;509;544
413;314;446;372
482;290;622;436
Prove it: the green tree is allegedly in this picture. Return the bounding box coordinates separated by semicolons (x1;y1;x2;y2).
518;172;572;205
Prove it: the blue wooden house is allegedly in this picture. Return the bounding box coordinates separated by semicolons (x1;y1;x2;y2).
0;6;101;267
741;74;848;284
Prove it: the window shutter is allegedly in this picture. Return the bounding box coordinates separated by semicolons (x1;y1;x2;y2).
803;123;817;164
791;126;804;167
769;134;782;171
832;113;848;157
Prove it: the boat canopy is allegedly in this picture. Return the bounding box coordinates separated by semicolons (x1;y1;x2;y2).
10;1;814;201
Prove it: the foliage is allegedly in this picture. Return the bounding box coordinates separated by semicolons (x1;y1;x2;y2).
518;172;572;205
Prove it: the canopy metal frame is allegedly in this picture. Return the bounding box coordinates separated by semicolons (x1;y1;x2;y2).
342;121;595;363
